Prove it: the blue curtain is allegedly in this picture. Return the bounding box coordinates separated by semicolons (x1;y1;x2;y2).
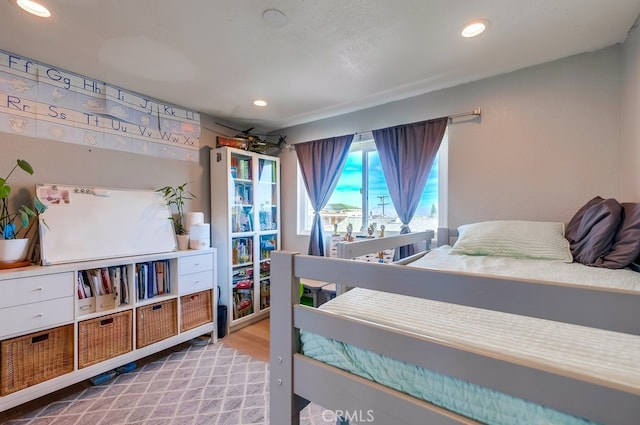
373;117;448;259
295;135;354;256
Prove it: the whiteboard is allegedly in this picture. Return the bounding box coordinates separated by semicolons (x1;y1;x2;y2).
37;184;177;265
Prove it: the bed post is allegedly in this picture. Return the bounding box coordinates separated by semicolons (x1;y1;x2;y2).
270;251;305;425
437;227;459;247
437;227;449;247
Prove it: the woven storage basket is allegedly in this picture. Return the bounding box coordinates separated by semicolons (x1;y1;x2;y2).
1;324;73;395
180;290;213;332
78;310;132;369
136;299;177;348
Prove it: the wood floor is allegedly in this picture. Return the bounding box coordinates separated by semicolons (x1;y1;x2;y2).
221;317;270;362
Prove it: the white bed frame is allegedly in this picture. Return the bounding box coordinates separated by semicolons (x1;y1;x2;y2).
269;230;640;425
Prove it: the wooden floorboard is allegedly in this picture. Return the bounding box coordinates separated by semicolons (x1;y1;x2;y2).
220;317;270;363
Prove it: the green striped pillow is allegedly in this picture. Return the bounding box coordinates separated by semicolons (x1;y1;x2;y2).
451;220;573;262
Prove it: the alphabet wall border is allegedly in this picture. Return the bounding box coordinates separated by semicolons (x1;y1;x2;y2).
0;50;200;162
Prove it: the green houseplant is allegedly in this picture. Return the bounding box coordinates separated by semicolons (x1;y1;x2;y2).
1;159;45;240
0;159;46;263
156;183;197;236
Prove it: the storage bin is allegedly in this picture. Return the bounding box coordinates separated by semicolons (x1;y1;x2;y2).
78;310;132;368
136;299;177;348
1;324;73;395
180;290;213;332
217;304;228;338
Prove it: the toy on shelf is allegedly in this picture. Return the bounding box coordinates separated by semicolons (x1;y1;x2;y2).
344;223;354;242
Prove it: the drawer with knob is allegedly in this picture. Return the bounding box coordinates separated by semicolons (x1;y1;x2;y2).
0;272;73;309
0;297;74;338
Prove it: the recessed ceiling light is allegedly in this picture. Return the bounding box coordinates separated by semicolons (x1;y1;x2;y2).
253;99;268;107
461;19;489;38
15;0;51;17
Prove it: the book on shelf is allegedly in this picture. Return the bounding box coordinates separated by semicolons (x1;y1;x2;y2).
120;266;129;304
77;272;89;299
238;158;251;180
80;270;91;296
136;263;148;300
232;209;253;233
164;260;171;293
100;268;112;295
259;160;275;183
106;266;129;306
88;269;103;296
155;261;164;295
109;267;121;305
75;267;121;311
135;260;170;300
243;185;252;204
231;156;238;177
147;261;156;299
230;157;251;180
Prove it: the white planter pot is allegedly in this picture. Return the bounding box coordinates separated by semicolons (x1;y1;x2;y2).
0;238;29;263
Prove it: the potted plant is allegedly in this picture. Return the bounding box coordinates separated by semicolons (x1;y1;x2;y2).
157;183;196;250
0;159;46;263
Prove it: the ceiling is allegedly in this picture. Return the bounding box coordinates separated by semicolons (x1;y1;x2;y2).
2;0;640;132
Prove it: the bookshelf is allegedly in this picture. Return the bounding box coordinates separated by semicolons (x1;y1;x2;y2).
211;147;280;333
0;248;216;411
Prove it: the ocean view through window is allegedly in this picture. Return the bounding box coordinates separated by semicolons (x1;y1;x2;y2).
298;134;446;236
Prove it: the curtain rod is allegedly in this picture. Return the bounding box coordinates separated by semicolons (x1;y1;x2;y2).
354;107;481;138
448;107;481;122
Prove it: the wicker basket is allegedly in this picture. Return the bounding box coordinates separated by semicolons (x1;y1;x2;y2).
1;324;74;395
78;310;132;369
180;290;213;332
136;299;177;348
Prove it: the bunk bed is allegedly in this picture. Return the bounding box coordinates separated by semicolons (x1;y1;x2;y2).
269;225;640;425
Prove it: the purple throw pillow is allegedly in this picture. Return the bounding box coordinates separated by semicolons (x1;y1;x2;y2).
594;203;640;269
568;197;622;265
565;196;604;244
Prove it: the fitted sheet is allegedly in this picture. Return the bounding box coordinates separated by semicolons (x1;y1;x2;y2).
300;250;640;424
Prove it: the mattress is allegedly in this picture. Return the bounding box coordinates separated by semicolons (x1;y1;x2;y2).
300;251;640;425
409;246;640;294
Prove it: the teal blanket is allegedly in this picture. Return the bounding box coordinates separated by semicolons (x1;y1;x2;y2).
301;331;598;425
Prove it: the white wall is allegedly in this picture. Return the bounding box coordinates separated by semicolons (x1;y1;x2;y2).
278;46;624;254
621;19;640;201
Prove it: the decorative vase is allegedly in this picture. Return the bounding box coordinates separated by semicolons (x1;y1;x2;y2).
0;238;30;263
176;234;190;250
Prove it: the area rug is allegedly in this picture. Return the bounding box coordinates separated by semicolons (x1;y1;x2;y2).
2;342;333;425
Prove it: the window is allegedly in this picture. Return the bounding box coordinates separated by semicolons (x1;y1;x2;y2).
297;132;448;235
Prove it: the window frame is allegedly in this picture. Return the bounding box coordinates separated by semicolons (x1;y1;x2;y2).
296;132;448;236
